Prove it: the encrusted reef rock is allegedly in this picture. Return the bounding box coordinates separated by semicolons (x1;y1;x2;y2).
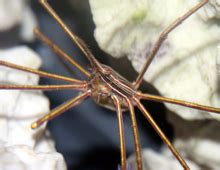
128;148;200;170
0;46;67;170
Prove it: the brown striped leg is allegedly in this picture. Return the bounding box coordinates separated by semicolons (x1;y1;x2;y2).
112;95;127;170
134;97;190;170
125;97;142;170
0;60;83;83
134;0;209;89
39;0;103;70
31;90;91;129
34;28;91;77
0;84;87;91
137;92;220;114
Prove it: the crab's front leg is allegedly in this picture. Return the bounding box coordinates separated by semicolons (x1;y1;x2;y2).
134;0;209;89
0;60;81;83
38;0;102;70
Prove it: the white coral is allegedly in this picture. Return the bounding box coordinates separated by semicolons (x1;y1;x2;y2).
0;46;67;170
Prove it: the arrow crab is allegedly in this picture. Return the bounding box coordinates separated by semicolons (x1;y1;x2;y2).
0;0;218;169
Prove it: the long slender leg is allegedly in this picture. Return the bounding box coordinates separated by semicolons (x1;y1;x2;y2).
39;0;102;70
0;60;83;83
134;0;209;89
31;90;91;129
34;28;90;77
134;97;189;170
0;84;87;91
125;97;142;170
137;92;220;114
112;95;127;170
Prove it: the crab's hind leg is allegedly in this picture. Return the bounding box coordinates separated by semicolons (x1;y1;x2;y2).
138;92;220;114
134;0;209;89
126;98;142;170
31;90;91;129
134;97;190;170
112;96;127;170
34;28;90;77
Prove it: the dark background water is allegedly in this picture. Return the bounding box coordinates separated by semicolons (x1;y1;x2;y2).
3;0;173;169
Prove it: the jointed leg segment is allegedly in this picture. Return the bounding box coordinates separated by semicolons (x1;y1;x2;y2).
0;84;87;91
39;0;102;70
134;0;209;89
112;96;127;170
31;90;91;129
34;28;91;77
126;98;142;170
0;60;87;91
138;92;220;114
134;98;190;170
0;60;82;83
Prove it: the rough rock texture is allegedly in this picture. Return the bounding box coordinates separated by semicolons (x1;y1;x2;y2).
0;0;37;41
129;148;200;170
202;0;220;19
168;113;220;169
0;46;67;170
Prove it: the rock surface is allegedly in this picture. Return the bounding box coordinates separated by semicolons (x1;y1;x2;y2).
202;0;220;19
0;46;67;170
0;0;37;41
169;113;220;170
129;148;200;170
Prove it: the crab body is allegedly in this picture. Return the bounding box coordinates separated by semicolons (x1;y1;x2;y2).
90;64;135;111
